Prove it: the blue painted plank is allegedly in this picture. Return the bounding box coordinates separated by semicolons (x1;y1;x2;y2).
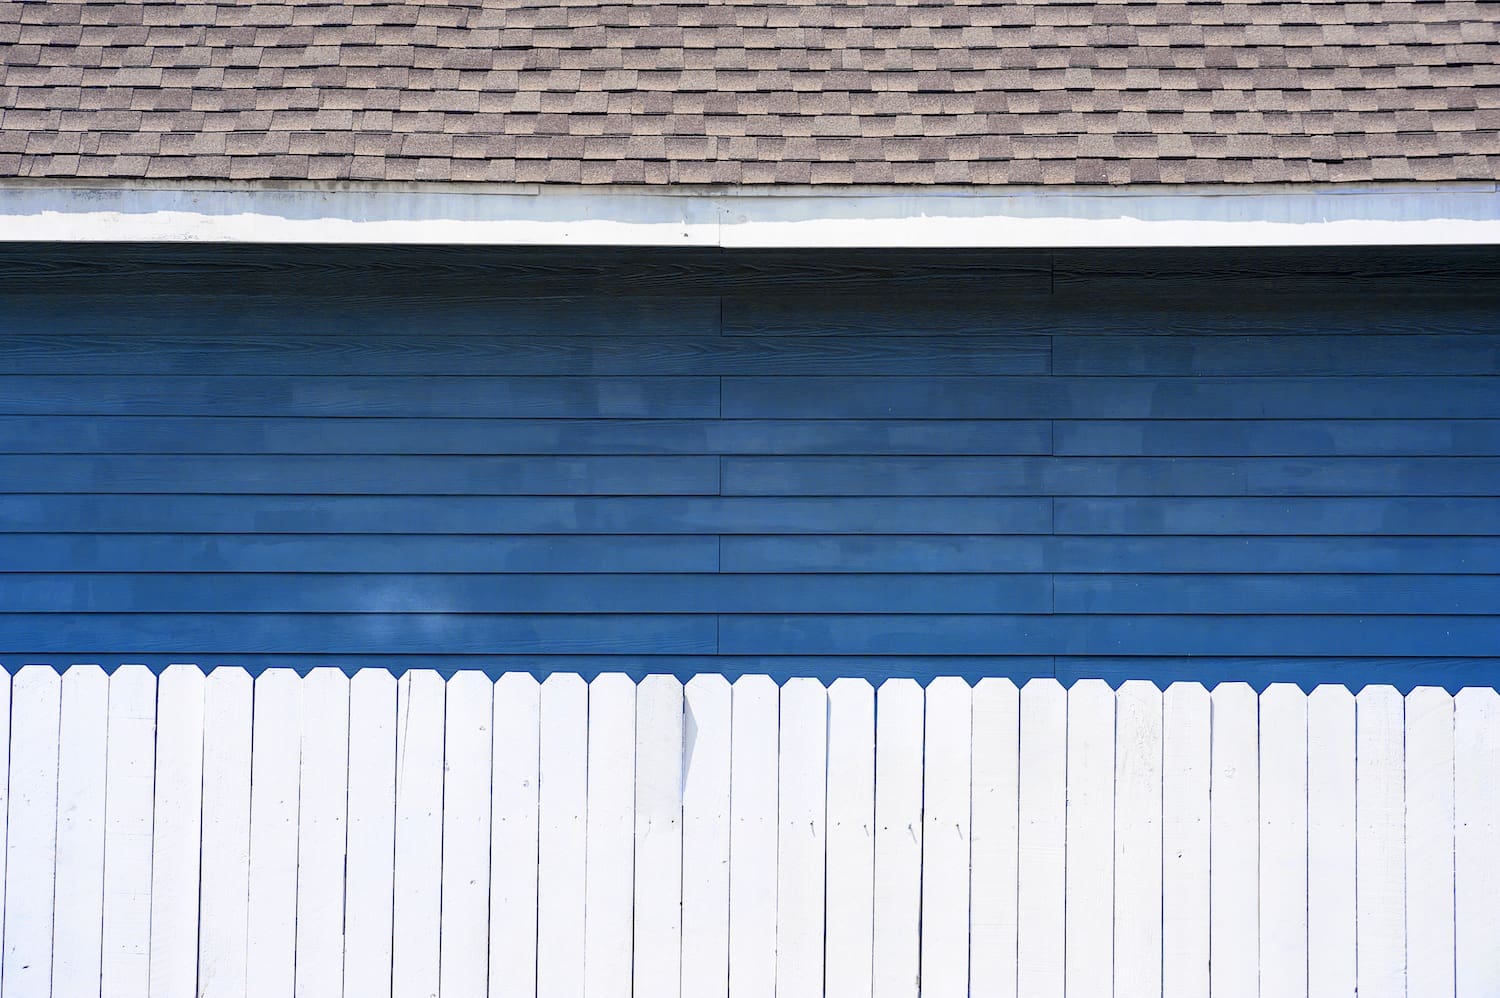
716;615;1500;657
0;455;718;495
0;293;722;339
723;377;1500;419
0;573;1050;614
1054;575;1500;614
0;333;1050;376
1056;498;1500;536
1050;537;1500;575
722;456;1500;497
0;376;720;418
1053;335;1500;376
0;614;718;654
1054;420;1500;457
0;535;719;573
0;496;1051;536
721;536;1500;574
720;536;1051;573
0;417;1052;456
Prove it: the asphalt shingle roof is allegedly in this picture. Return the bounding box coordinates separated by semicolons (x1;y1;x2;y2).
2;0;1498;185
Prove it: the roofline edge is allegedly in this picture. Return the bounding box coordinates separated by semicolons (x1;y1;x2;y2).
2;181;1498;248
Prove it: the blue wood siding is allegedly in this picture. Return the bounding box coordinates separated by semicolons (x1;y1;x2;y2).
1;245;1497;689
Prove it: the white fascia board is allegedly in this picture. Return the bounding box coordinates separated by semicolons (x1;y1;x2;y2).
1;181;1498;247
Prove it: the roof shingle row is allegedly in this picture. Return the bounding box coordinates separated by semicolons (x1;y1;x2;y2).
2;0;1496;185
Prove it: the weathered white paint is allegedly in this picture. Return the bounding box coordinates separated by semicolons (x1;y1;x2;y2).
872;678;923;998
4;182;1498;247
776;678;829;998
1259;684;1309;998
633;675;685;998
1113;681;1163;998
3;666;61;997
198;667;253;998
149;664;207;998
536;673;588;998
344;670;397;998
1065;680;1114;998
100;666;156;998
681;675;732;998
583;674;635;998
919;676;971;998
1017;679;1066;998
825;678;876;998
50;665;109;998
440;672;492;998
489;672;541;998
3;665;1497;998
246;669;301;998
1308;686;1357;998
969;678;1020;998
728;675;778;998
1161;682;1210;998
391;670;444;998
296;667;350;998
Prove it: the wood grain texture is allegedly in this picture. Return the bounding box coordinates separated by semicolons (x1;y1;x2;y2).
50;664;109;998
4;244;1495;686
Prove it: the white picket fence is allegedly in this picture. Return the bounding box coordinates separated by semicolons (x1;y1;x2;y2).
1;666;1498;998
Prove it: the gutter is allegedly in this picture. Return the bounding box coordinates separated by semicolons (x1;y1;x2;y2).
1;181;1497;247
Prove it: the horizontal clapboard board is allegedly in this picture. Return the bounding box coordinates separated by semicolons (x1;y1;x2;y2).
0;244;1496;686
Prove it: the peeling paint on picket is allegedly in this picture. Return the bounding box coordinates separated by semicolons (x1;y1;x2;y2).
2;665;1498;997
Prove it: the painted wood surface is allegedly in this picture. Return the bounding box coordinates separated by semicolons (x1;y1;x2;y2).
1;245;1496;686
0;667;1496;996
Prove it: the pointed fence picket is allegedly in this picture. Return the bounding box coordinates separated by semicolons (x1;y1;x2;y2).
0;665;1496;997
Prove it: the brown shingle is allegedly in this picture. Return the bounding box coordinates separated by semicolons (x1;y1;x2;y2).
1;0;1496;185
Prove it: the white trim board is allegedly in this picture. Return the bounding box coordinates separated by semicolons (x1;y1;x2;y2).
1;182;1498;247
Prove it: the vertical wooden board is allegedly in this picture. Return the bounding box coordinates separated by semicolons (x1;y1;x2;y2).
1209;683;1258;998
149;664;207;998
0;671;8;985
1404;686;1454;998
1162;682;1210;998
776;678;828;998
1258;684;1307;998
825;677;875;998
440;672;493;998
345;669;397;998
729;675;778;998
392;670;445;998
101;665;157;998
1065;679;1115;998
634;675;685;998
970;678;1020;998
296;668;351;998
4;665;62;996
584;674;636;998
1307;686;1356;998
198;667;254;998
1356;686;1405;998
872;678;923;998
681;674;732;998
247;669;302;998
919;677;970;998
537;673;588;998
1455;687;1500;997
1113;681;1163;998
50;665;109;998
490;672;541;998
1017;678;1065;998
